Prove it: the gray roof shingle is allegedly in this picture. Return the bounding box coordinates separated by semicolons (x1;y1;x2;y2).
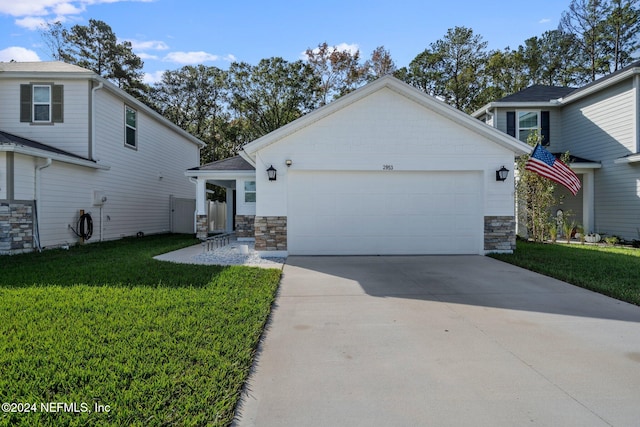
0;130;91;161
190;155;255;171
498;85;576;102
0;61;93;74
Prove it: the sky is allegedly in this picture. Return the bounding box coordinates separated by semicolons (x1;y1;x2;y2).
0;0;571;84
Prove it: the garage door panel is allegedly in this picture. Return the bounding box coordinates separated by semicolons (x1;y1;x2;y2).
406;197;438;215
288;171;482;255
335;194;360;215
336;216;366;236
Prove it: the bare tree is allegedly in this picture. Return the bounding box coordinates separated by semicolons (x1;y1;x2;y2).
365;46;396;81
304;42;367;106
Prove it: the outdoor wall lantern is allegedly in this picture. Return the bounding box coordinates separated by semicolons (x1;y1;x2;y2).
285;159;292;167
496;166;509;182
267;165;277;181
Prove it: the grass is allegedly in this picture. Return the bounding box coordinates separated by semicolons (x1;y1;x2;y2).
490;240;640;306
0;234;281;426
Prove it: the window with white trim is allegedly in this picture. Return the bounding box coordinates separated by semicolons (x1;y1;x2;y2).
244;181;256;203
517;111;539;143
507;110;551;145
33;85;52;122
20;84;64;123
125;106;137;149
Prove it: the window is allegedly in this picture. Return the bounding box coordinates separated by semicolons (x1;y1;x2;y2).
244;181;256;203
20;84;63;123
518;111;538;143
125;106;137;148
33;85;51;122
506;110;550;146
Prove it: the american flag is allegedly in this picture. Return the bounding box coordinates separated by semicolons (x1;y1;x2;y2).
525;144;581;195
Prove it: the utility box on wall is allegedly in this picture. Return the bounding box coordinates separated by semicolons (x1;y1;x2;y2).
93;190;107;206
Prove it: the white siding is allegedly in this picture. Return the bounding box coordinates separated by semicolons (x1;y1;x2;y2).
13;154;35;200
563;80;639;239
1;72;202;249
236;179;257;216
26;87;200;248
256;86;516;220
0;78;90;158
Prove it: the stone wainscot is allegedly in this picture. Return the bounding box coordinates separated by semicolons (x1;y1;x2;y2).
484;215;515;252
0;201;34;255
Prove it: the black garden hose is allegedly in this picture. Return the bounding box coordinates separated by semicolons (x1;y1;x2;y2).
71;213;93;241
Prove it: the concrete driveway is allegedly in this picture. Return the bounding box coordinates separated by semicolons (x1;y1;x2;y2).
233;256;640;427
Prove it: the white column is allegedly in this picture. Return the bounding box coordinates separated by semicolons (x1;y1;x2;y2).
195;178;207;215
582;171;595;233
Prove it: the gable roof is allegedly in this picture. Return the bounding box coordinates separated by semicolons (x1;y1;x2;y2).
498;85;576;102
0;61;93;74
0;61;205;149
189;155;255;172
0;130;109;169
560;59;640;103
241;75;531;159
474;60;640;117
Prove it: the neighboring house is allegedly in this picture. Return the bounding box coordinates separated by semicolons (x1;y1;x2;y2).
0;62;204;255
473;60;640;241
186;76;530;256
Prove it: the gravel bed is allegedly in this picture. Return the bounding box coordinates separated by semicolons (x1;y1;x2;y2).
192;240;286;267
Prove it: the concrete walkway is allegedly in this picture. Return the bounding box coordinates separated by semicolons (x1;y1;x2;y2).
233;256;640;427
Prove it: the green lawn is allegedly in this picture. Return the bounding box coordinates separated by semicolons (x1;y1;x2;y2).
490;240;640;306
0;234;281;426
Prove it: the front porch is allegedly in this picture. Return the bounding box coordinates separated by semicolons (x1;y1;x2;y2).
185;155;257;240
517;156;601;238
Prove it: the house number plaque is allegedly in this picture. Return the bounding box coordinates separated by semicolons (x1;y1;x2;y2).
382;164;394;170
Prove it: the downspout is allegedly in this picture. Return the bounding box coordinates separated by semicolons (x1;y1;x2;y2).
635;75;640;153
34;158;52;251
90;81;104;160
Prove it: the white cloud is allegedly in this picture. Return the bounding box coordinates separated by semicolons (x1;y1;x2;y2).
0;1;83;17
143;70;165;85
539;18;551;24
129;39;169;51
53;2;83;15
334;43;359;55
138;52;159;60
1;0;152;28
163;51;221;64
0;2;48;17
15;16;48;30
0;46;41;62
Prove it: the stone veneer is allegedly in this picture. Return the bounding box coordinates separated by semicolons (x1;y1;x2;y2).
0;201;34;255
235;215;255;238
196;214;208;240
254;216;287;251
484;216;516;252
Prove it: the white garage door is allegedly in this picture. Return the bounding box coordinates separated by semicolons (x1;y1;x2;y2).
287;171;483;255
